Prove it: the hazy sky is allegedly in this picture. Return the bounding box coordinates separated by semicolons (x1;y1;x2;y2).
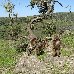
0;0;74;17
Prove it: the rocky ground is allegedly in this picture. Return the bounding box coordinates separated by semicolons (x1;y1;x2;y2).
13;42;74;74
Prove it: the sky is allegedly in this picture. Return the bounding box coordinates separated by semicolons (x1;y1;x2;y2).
0;0;74;17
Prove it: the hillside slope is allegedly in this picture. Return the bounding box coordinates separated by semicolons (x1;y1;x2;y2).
0;12;74;74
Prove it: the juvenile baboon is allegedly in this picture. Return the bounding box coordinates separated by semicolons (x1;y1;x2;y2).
52;34;61;57
26;37;38;55
30;37;37;47
35;40;44;55
35;38;49;55
26;37;49;56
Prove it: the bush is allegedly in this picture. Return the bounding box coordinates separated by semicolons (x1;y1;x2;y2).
42;23;56;36
0;23;22;40
16;43;28;52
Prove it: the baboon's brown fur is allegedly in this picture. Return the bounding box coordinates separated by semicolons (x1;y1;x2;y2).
27;37;49;55
52;34;61;57
26;17;49;55
34;38;49;55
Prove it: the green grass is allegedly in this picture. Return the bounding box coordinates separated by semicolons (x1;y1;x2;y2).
61;34;74;56
0;40;17;68
61;48;72;56
62;34;74;48
0;13;74;73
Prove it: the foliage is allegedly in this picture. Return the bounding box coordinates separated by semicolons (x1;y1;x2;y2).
30;0;53;14
42;22;56;36
4;1;15;18
0;12;74;74
16;39;28;52
61;48;73;56
0;12;74;40
62;34;74;48
8;24;22;40
37;52;46;61
0;40;17;68
30;0;63;14
4;2;14;13
0;22;22;40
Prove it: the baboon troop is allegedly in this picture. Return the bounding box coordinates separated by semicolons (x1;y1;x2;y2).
16;14;61;57
52;34;61;57
26;19;61;57
17;24;61;57
26;37;49;56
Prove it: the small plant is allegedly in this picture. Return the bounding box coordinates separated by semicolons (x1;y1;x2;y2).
37;52;46;61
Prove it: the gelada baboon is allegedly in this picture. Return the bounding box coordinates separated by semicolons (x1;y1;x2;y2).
27;37;38;55
52;34;61;57
35;38;49;55
35;40;44;55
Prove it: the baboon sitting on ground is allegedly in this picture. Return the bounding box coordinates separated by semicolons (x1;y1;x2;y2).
34;38;49;55
52;34;61;57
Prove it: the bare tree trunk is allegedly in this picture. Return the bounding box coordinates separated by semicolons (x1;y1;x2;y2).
9;13;11;19
27;16;43;40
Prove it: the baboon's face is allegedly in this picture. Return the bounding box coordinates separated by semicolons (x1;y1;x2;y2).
31;38;37;45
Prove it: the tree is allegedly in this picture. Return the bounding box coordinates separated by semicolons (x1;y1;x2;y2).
4;1;15;18
30;0;63;15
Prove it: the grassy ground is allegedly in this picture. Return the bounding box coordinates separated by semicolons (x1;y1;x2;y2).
0;40;16;67
0;39;18;74
0;13;74;73
0;31;74;74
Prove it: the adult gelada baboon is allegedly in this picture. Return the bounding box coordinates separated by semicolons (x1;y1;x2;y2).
52;34;61;57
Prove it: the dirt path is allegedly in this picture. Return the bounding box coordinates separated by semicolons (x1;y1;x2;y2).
14;52;49;74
